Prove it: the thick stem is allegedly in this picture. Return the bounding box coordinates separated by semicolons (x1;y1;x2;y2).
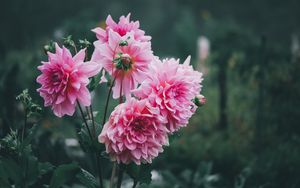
109;162;117;188
76;100;93;140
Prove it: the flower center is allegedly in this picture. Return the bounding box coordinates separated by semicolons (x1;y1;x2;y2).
130;117;149;132
117;28;127;37
51;72;61;83
114;53;133;71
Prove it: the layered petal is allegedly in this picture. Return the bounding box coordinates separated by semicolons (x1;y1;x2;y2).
99;98;168;165
36;43;100;117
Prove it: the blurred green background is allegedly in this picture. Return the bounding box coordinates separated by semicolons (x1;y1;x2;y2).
1;0;300;187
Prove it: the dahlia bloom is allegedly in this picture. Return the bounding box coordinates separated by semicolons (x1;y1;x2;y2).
92;13;151;44
98;98;169;165
91;30;153;99
37;44;100;117
133;56;203;133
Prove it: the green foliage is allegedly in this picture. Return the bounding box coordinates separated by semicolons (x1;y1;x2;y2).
77;120;104;154
44;41;56;54
78;39;92;49
0;126;54;187
124;163;152;185
49;163;97;188
16;89;42;118
88;73;102;92
76;168;98;188
1;1;300;187
63;35;76;50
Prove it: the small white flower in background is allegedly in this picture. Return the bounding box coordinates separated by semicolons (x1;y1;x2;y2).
65;138;79;147
197;36;210;61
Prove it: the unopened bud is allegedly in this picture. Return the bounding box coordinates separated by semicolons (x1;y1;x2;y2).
78;39;91;49
119;40;128;46
43;41;55;54
194;94;206;107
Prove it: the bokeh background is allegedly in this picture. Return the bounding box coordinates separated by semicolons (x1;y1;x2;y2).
1;0;300;187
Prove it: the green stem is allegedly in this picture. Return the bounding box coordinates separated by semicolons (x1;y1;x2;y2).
102;77;116;126
89;105;104;188
95;154;104;188
116;166;124;188
119;77;123;104
132;180;138;188
89;105;96;136
110;162;117;188
22;108;27;141
86;106;91;120
116;78;124;188
77;100;93;140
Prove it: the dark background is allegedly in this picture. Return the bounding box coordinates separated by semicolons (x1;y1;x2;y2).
1;0;300;187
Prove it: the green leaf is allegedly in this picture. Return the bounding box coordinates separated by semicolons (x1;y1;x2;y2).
39;162;54;176
21;124;38;147
49;163;80;188
0;178;11;188
88;73;102;91
0;157;22;186
27;156;39;185
78;121;104;153
76;168;98;188
125;163;152;185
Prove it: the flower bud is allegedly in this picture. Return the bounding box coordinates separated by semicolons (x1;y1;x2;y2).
194;94;206;107
114;53;132;71
43;41;55;54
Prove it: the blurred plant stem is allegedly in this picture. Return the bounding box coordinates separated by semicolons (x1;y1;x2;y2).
89;105;104;188
77;100;93;139
132;180;138;188
102;77;116;126
110;162;117;188
22;108;27;141
117;166;124;188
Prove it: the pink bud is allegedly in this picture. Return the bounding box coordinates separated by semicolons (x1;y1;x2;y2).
195;94;206;107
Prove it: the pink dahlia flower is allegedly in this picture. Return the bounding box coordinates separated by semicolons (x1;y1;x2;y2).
37;44;100;117
98;98;169;165
92;13;151;44
91;30;153;99
134;56;203;133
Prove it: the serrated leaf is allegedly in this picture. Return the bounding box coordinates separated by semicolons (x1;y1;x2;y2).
49;163;80;188
76;168;98;188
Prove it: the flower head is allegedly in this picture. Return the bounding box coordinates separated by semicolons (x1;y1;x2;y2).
36;44;100;117
92;14;151;44
91;30;153;99
134;56;203;133
99;98;169;165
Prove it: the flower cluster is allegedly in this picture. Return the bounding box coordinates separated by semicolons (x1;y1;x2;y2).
36;14;204;165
